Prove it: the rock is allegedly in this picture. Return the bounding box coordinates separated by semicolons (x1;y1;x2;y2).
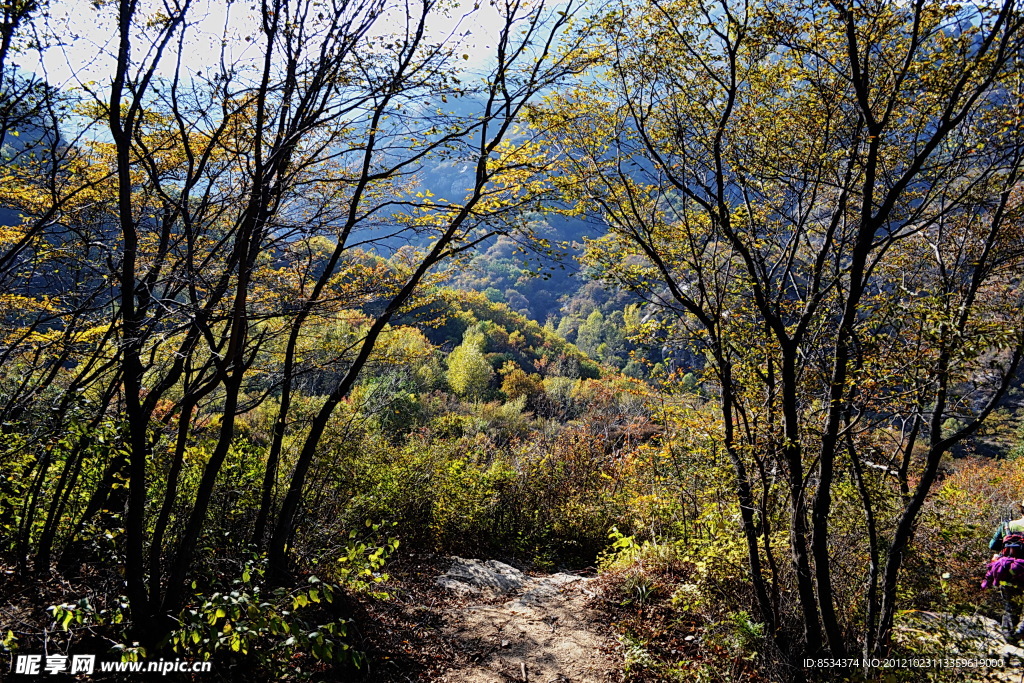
509;573;582;610
435;557;527;596
436;560;617;682
895;610;1024;673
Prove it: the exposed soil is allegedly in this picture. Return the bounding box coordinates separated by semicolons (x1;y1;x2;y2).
358;556;620;682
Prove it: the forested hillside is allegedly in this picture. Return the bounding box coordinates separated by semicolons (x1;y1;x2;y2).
2;0;1024;681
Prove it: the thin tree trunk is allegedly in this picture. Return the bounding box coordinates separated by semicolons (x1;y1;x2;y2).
779;351;823;654
847;425;879;661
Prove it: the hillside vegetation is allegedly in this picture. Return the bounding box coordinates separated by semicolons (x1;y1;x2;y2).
2;0;1024;681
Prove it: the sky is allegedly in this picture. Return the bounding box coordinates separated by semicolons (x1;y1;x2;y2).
30;0;514;91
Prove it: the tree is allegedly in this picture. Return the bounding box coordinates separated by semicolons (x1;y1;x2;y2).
537;0;1024;662
0;0;47;149
500;360;544;404
4;0;596;646
574;309;605;357
263;0;597;581
447;327;495;399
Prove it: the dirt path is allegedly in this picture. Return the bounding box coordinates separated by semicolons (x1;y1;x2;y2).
895;611;1024;683
431;558;619;683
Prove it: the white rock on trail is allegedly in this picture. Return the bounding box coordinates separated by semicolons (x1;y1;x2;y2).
435;557;528;596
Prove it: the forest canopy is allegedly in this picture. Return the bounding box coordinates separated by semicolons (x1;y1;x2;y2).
2;0;1024;680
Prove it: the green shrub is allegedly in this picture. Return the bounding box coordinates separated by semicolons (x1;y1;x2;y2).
169;562;364;678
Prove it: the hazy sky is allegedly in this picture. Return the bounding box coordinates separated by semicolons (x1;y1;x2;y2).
31;0;511;90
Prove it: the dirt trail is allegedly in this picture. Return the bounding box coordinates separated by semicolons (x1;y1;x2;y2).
895;611;1024;683
431;558;619;683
